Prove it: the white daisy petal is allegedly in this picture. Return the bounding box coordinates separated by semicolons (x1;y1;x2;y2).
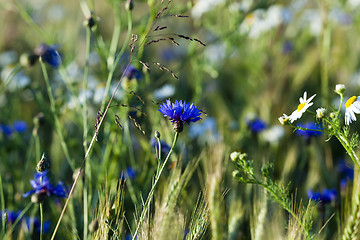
345;96;360;125
289;91;316;122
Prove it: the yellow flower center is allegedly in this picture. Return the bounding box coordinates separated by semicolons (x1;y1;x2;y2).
345;96;357;108
297;102;306;112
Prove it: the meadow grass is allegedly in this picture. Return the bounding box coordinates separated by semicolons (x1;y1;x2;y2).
2;0;360;239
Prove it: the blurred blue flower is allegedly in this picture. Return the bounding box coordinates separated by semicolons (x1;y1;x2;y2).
0;124;13;137
282;40;293;54
338;160;354;190
124;65;142;80
13;121;27;133
189;117;220;144
35;43;61;67
296;122;323;141
25;217;51;234
23;171;68;199
0;210;22;224
246;118;267;133
159;99;202;132
0;121;28;137
307;189;337;203
124;234;137;240
151;137;171;155
121;167;136;180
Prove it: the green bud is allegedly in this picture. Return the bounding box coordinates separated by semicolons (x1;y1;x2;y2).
36;153;50;173
335;84;346;95
125;0;134;11
230;152;240;161
232;170;241;178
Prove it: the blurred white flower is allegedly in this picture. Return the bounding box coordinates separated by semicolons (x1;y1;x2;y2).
192;0;225;19
348;0;360;8
189;117;221;144
153;84;175;100
0;51;17;67
261;125;285;144
301;9;322;36
1;66;30;91
229;0;253;12
240;5;290;39
47;5;65;22
204;43;226;65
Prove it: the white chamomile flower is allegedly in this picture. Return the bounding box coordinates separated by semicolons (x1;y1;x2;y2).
344;96;360;125
289;91;316;123
278;113;290;125
316;107;326;118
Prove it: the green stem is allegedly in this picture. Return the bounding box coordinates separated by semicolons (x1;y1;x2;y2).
39;60;75;170
0;176;5;234
82;25;92;240
39;203;43;240
0;64;22;96
131;132;179;240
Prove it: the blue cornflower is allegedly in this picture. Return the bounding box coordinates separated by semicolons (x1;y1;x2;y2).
23;171;68;201
34;43;62;67
307;189;337;204
246;118;267;133
296;122;323;142
124;65;142;80
159;99;202;132
13;121;27;133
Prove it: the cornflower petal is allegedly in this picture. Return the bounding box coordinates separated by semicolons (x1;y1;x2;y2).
159;99;202;132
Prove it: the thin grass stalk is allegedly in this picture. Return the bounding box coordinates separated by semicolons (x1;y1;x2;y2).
0;176;5;234
50;2;172;239
82;24;92;240
131;131;179;240
0;64;22;96
12;0;48;41
100;9;133;111
319;0;331;107
100;3;123;111
39;60;75;170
